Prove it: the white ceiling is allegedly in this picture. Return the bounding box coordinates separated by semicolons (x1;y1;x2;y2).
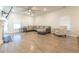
12;6;65;16
0;6;67;16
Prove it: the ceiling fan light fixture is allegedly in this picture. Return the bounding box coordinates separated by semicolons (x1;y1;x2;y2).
27;12;30;15
28;9;31;12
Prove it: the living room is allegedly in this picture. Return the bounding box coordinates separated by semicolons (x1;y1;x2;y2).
0;6;79;52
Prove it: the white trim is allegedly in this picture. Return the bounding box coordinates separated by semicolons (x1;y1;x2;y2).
68;34;78;38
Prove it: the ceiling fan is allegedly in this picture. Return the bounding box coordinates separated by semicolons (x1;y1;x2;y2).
12;6;47;16
1;6;13;18
24;6;43;16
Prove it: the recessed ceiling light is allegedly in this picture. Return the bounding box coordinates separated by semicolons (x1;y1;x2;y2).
28;9;31;12
43;8;47;11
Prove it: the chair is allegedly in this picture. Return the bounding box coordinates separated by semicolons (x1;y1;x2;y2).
53;26;67;37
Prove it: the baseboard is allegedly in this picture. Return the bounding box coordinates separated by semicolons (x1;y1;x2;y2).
67;34;78;38
6;31;21;36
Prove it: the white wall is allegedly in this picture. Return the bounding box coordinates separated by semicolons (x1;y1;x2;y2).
7;7;79;37
7;13;33;33
35;7;79;37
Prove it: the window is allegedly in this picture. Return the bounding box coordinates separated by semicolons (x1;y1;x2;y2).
14;24;21;29
59;16;72;30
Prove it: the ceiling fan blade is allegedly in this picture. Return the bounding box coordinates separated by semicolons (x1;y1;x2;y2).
31;9;43;13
